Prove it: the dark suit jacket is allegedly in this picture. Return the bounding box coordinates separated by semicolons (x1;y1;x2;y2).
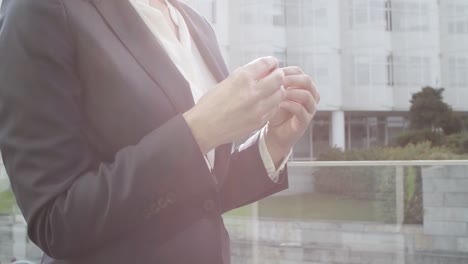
0;0;288;263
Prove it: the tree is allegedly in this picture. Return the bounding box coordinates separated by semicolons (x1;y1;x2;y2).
409;87;461;135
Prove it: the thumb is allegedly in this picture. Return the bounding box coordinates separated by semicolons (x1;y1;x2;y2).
241;57;279;80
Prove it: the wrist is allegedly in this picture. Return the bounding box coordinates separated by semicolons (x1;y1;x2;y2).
183;109;217;154
264;127;291;166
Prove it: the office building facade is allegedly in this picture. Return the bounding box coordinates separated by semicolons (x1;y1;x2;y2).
185;0;468;159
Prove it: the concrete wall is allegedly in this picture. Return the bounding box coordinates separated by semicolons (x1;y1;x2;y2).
225;217;468;264
422;165;468;253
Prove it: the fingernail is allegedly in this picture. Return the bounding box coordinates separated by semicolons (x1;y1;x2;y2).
268;56;279;67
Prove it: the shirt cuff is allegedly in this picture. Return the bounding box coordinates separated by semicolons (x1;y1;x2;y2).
258;126;291;182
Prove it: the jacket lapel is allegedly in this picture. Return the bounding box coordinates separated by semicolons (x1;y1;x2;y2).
173;1;232;183
174;1;229;83
91;0;195;114
92;0;233;183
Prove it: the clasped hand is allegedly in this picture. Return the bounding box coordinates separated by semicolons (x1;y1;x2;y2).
183;57;320;163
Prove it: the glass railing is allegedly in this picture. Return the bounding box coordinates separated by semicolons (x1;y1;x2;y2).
224;160;468;264
1;161;468;263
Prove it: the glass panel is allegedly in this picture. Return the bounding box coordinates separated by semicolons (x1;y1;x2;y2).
272;2;286;26
447;2;468;35
312;116;331;158
392;0;430;32
1;161;42;262
352;55;391;86
349;116;369;149
273;50;287;68
224;163;468;264
292;125;312;160
448;56;468;87
393;55;432;86
349;0;387;30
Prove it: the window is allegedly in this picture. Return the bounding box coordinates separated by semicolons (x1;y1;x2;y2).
239;1;258;25
393;55;431;86
240;12;255;25
349;0;388;30
273;0;286;26
449;57;468;87
391;1;430;32
351;55;389;86
447;3;468;35
347;116;369;149
302;6;328;28
285;0;300;26
211;0;217;24
285;0;328;28
185;0;217;24
273;50;287;68
301;53;331;86
292;125;313;159
311;115;331;158
241;50;258;65
355;59;371;85
239;1;284;26
345;115;403;149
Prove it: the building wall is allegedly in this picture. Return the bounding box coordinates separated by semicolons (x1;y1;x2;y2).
440;0;468;111
0;0;466;155
286;0;343;112
185;0;464;109
183;0;230;64
423;166;468;252
179;0;468;155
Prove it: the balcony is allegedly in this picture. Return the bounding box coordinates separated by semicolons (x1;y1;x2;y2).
1;161;468;263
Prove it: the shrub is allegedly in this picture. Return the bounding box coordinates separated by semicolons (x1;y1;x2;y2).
404;167;423;224
0;190;15;215
445;132;468;154
393;129;444;147
318;142;464;161
313;166;382;200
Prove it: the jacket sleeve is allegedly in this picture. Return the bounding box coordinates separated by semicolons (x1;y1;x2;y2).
220;133;288;213
0;0;215;259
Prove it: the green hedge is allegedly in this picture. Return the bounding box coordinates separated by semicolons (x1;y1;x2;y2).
394;130;468;155
317;142;466;161
445;132;468;154
0;190;15;215
393;129;444;147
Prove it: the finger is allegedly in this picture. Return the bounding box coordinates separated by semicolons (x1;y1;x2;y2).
279;101;310;125
242;57;279;80
284;75;320;104
256;68;285;98
262;84;286;112
282;66;304;76
269;107;292;126
284;89;316;114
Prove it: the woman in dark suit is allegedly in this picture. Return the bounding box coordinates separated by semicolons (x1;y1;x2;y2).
0;0;319;263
